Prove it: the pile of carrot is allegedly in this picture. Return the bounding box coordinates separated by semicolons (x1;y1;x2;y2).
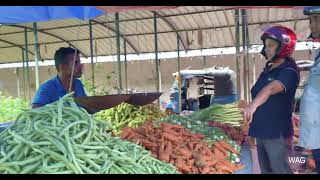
120;121;244;174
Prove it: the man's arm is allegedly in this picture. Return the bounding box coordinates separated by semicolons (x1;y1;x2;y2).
32;103;44;109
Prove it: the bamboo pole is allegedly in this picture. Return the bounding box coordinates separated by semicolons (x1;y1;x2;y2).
177;35;182;114
89;20;95;89
32;23;40;90
235;9;241;101
24;28;31;101
115;13;122;91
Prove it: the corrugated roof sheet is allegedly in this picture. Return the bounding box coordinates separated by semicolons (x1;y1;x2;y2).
0;6;310;63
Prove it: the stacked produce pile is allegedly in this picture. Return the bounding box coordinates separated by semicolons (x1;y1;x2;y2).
188;103;243;127
96;103;165;135
0;92;29;123
207;121;246;145
120;121;244;174
0;93;178;174
161;115;241;163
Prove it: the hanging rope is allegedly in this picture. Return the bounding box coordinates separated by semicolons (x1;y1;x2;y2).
68;20;81;93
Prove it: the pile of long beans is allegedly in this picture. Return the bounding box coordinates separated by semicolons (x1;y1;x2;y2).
0;93;178;174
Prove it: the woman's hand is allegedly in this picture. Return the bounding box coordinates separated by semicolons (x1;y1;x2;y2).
246;136;256;149
240;103;257;124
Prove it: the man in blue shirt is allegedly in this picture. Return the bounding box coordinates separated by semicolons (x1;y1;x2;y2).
32;47;87;108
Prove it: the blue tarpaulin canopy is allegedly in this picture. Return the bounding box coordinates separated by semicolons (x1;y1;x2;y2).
0;6;104;24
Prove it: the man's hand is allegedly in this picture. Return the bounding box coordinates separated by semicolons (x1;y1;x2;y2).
240;103;257;124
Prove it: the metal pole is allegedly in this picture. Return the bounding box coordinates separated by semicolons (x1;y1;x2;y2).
202;56;207;69
16;68;20;98
124;40;128;93
24;28;31;101
153;12;161;94
245;17;251;101
115;13;122;91
154;12;162;108
252;55;256;102
177;35;182;114
89;20;95;89
48;67;51;80
241;9;248;102
21;49;26;100
235;9;241;101
32;23;40;90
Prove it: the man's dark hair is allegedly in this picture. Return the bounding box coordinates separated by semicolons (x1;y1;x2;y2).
54;47;80;72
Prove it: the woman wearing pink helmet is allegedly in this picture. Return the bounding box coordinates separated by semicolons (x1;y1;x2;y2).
242;26;300;174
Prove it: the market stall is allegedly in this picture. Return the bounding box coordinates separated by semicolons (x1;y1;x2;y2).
0;6;316;174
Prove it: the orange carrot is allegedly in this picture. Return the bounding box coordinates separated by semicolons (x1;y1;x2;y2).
165;141;173;154
175;163;191;173
158;151;170;162
235;164;245;171
218;140;239;155
214;143;228;156
206;159;219;167
187;159;195;166
142;141;158;149
203;146;214;156
215;165;233;174
162;132;181;142
119;131;131;139
216;160;237;171
179;148;192;158
193;143;203;152
208;169;217;174
187;142;194;150
213;148;226;159
201;166;210;174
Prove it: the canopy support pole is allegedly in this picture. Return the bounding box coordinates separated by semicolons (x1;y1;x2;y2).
177;35;182;114
21;49;26;100
89;20;95;90
32;23;40;90
16;68;20;98
48;67;51;80
245;15;251;101
241;9;249;102
124;40;128;94
202;56;207;69
24;28;31;101
154;12;161;107
235;9;241;101
115;13;122;92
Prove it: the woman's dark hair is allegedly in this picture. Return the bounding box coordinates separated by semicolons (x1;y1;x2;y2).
54;47;80;72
